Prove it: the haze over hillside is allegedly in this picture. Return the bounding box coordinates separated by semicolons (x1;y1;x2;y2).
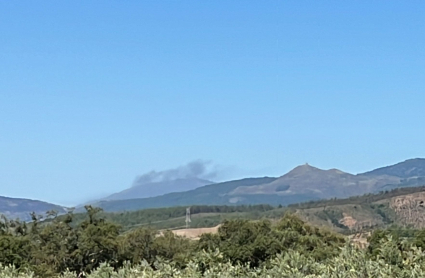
103;178;214;200
94;160;217;202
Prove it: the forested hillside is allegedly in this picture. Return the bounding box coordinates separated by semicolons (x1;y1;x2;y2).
65;185;425;234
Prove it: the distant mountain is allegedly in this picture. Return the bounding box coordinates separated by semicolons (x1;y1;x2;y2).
88;177;285;212
103;178;214;200
0;196;67;221
229;164;402;199
90;159;425;212
361;158;425;178
6;159;425;217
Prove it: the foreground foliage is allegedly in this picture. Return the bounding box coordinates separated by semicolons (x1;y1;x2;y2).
0;208;345;276
3;207;425;277
3;237;425;277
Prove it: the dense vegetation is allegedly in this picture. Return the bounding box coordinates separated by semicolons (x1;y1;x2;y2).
1;206;343;277
4;203;425;277
6;239;425;278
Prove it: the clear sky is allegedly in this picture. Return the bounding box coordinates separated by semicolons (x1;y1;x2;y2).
1;1;425;206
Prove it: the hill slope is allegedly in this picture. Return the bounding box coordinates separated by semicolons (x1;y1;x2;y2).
361;158;425;178
0;196;67;221
292;185;425;233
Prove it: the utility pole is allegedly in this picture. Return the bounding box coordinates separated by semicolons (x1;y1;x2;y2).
185;207;191;229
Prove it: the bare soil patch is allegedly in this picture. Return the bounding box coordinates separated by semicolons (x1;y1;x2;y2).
171;225;220;240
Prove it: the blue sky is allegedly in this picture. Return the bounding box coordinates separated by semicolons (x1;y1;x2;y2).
1;1;425;206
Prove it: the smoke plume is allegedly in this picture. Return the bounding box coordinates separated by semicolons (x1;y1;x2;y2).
132;160;218;187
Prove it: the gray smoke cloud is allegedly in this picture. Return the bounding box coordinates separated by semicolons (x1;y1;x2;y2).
132;160;218;187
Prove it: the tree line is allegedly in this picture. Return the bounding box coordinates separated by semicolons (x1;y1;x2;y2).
0;205;341;277
3;205;425;277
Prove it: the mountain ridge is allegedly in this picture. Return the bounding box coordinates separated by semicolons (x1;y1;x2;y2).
4;158;425;216
360;158;425;178
229;164;400;198
89;158;425;212
0;196;67;221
